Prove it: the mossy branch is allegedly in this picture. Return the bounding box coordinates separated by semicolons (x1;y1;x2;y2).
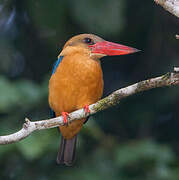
0;68;179;145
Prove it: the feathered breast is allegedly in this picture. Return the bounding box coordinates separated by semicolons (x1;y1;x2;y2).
48;53;104;116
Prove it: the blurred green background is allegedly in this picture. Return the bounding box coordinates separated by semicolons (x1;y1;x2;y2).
0;0;179;179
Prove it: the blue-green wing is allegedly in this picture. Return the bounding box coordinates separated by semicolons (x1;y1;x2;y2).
50;56;63;118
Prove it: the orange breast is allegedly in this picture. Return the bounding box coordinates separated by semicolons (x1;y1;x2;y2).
49;53;103;139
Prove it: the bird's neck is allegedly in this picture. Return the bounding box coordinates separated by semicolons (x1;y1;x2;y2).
60;53;101;73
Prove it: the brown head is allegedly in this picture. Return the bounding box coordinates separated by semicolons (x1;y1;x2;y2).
59;33;139;60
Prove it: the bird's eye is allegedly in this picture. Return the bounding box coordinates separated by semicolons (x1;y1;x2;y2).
84;38;93;45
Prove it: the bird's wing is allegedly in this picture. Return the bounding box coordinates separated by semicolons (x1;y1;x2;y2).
51;56;63;75
50;56;63;118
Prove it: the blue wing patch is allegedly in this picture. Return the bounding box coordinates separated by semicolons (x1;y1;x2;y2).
51;56;63;75
50;56;63;118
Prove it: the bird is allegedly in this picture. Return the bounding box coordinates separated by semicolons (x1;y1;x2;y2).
48;34;139;166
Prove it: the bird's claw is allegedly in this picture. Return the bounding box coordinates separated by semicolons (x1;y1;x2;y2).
84;104;90;114
62;112;69;125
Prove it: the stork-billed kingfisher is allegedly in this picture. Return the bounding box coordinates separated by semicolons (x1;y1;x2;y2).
48;34;139;166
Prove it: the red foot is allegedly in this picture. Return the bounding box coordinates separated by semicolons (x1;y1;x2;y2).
62;112;69;124
84;104;90;114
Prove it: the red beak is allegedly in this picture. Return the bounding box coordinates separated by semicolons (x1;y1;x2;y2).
89;41;140;56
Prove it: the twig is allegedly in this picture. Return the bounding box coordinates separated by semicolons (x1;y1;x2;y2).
0;68;179;145
154;0;179;18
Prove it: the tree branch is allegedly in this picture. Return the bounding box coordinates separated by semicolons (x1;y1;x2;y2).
154;0;179;18
0;68;179;145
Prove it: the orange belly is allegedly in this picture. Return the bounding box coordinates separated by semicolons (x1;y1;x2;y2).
49;53;103;139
